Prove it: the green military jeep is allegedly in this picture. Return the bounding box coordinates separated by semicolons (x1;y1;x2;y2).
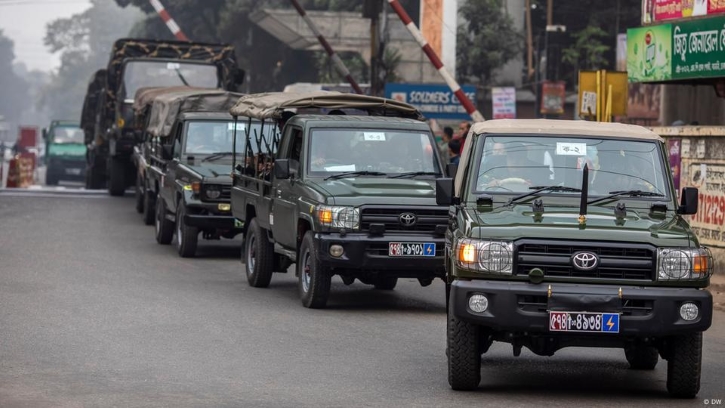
132;88;248;257
436;120;713;398
229;91;448;308
42;121;87;185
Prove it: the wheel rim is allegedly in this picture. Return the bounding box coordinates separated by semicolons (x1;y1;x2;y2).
301;249;311;293
246;234;256;277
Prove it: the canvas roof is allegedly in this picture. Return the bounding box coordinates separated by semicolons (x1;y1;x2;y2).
134;87;245;137
228;91;424;120
455;119;664;195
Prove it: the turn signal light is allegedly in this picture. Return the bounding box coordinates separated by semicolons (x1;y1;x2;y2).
191;182;201;194
318;208;333;224
693;255;708;275
218;203;231;212
459;243;476;263
117;118;125;129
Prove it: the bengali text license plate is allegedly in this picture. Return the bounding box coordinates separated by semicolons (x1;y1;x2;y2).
388;242;436;257
549;312;620;333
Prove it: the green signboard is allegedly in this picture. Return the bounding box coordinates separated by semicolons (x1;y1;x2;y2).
627;15;725;82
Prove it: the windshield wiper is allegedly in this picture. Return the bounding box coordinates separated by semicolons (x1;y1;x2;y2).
174;67;190;86
389;171;440;179
201;151;235;162
588;190;665;205
324;171;387;181
506;185;583;206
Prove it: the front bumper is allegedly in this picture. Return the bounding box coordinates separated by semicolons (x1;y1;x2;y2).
451;279;713;336
48;159;86;180
184;201;241;230
315;232;445;277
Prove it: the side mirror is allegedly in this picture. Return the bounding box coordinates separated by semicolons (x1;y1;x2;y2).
436;177;455;206
678;187;699;215
161;145;173;160
446;163;458;178
274;158;291;180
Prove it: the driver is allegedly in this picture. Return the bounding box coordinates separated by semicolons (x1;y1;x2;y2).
186;125;210;153
311;135;350;170
480;142;548;189
596;150;656;193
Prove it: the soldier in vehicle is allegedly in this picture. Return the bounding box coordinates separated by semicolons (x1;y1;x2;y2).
479;141;549;190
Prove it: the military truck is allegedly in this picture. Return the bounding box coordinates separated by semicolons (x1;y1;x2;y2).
133;87;249;257
435;119;713;398
80;38;245;196
42;120;86;185
228;91;448;309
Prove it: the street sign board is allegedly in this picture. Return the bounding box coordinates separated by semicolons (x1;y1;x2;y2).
384;83;477;120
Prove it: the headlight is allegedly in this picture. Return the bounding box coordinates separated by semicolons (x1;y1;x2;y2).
657;247;713;280
456;239;513;274
316;205;359;230
204;184;222;200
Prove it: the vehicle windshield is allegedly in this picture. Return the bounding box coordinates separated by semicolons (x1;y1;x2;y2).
308;129;440;176
474;135;669;198
122;61;219;100
51;126;84;144
183;120;264;156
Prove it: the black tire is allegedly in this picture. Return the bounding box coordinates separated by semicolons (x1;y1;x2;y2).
667;332;703;398
448;301;481;391
625;345;659;370
108;158;125;196
244;218;274;288
373;276;398;290
298;231;331;309
135;175;144;213
142;187;156;226
176;202;198;258
45;169;59;186
155;198;174;245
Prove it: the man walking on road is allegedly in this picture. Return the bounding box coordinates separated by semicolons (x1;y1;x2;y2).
438;126;453;164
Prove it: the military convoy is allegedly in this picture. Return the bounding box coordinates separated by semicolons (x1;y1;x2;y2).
79;38;245;196
78;36;716;396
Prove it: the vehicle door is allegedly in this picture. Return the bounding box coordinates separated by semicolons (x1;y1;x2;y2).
163;122;183;213
271;126;303;249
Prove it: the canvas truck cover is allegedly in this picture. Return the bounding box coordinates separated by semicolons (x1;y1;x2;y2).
454;119;664;196
103;38;239;122
80;69;107;143
228;91;425;121
134;87;245;137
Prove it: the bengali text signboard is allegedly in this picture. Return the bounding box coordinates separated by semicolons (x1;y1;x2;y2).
642;0;719;25
491;87;516;119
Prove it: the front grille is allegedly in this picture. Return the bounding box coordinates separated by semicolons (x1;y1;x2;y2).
515;240;655;281
220;185;231;200
360;206;448;234
365;242;444;257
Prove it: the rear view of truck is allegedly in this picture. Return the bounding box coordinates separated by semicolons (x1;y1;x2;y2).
80;38;245;196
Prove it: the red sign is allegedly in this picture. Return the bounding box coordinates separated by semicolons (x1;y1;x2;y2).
17;126;38;150
540;81;566;115
643;0;719;24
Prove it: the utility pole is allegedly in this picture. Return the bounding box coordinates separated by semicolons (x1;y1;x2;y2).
364;0;384;96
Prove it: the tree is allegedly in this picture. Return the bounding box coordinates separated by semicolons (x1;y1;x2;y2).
561;25;611;73
0;30;30;139
456;0;523;90
38;0;141;121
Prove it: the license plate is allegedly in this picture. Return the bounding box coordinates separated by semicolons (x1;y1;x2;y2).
65;168;82;175
388;242;436;257
549;312;620;333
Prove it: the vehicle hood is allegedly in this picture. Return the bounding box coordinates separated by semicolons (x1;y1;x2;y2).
48;143;86;157
308;177;438;206
464;204;694;247
180;162;232;183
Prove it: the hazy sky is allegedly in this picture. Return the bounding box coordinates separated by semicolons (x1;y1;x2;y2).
0;0;92;72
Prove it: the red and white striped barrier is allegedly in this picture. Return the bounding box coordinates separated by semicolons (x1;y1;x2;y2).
387;0;485;122
289;0;364;95
148;0;190;41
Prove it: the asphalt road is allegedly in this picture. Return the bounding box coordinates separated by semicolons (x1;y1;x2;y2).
1;190;724;408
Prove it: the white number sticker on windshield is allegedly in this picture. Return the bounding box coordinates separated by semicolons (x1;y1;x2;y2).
166;62;181;70
556;142;586;156
363;132;386;141
228;123;246;131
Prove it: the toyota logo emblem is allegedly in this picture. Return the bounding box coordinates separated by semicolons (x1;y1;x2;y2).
572;252;598;271
399;212;417;226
